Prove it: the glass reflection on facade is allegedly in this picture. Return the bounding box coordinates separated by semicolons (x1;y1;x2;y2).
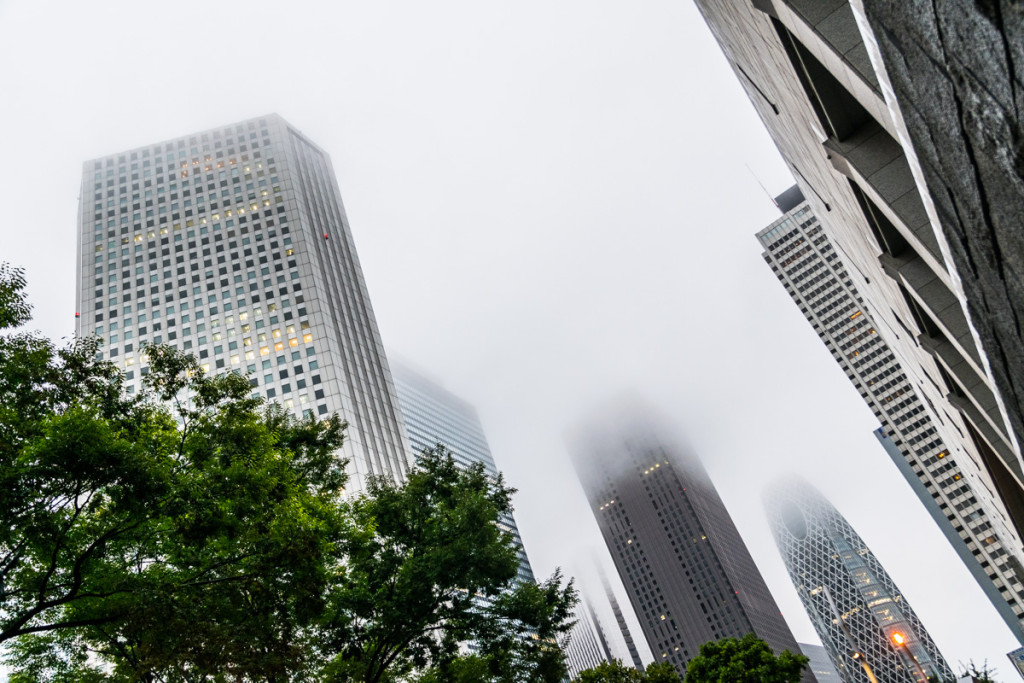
766;479;953;683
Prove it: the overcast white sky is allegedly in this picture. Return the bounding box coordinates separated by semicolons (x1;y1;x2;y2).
0;0;1017;675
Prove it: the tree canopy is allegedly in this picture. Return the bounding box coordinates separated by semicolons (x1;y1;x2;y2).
0;263;576;682
572;659;681;683
684;634;807;683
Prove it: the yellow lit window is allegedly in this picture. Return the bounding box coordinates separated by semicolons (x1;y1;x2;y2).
230;355;240;365
242;335;251;344
272;329;282;338
260;347;270;356
239;312;248;321
288;338;298;347
303;333;313;343
212;333;222;341
200;363;210;373
244;350;254;360
274;342;284;352
125;358;134;366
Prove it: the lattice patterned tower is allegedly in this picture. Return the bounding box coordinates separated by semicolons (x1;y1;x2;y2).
757;188;1024;641
76;115;412;492
766;478;954;683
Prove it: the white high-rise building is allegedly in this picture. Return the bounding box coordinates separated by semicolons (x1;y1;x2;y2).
76;114;411;491
757;190;1024;640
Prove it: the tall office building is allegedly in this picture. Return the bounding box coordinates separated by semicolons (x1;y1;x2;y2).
76;115;411;492
562;598;614;680
758;188;1024;640
571;413;810;678
692;0;1024;550
598;565;645;670
799;643;841;683
390;360;535;586
766;479;954;683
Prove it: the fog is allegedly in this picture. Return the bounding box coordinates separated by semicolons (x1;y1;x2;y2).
0;0;1015;672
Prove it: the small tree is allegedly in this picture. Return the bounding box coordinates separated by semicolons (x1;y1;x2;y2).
311;448;577;683
572;659;682;683
685;633;807;683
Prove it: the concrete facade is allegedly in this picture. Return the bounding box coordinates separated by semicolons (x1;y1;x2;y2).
692;0;1024;560
76;115;411;492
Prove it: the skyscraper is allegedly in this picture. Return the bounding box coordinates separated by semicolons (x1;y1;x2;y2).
389;360;535;586
692;0;1024;543
758;188;1024;641
76;115;411;492
571;411;809;677
799;643;842;683
766;478;954;683
598;565;645;671
562;597;614;680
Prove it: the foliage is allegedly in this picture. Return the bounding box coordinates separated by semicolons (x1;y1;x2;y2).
957;660;1000;683
572;659;681;683
311;448;577;683
0;264;577;682
684;634;807;683
0;265;348;680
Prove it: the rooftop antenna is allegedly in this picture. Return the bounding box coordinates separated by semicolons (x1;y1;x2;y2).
745;163;779;210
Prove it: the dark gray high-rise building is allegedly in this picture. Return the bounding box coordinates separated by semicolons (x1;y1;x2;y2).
571;414;809;678
758;189;1024;640
390;360;534;586
76;115;410;492
766;479;954;683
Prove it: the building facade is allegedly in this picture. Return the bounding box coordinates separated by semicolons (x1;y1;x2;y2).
692;0;1024;560
758;189;1024;640
800;643;842;683
766;479;955;683
390;360;535;586
571;415;809;678
599;565;645;670
563;598;614;680
76;115;411;492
